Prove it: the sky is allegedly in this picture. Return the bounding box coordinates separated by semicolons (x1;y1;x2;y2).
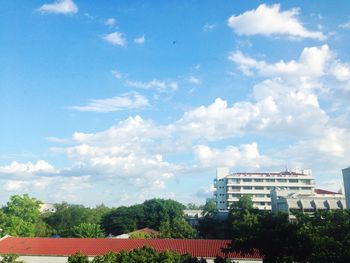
1;0;350;207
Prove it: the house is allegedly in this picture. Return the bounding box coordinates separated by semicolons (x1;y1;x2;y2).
0;236;262;263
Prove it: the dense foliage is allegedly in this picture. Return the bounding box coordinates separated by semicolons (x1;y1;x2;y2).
68;246;209;263
227;195;350;263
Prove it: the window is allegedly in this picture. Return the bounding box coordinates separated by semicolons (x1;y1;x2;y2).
289;187;299;190
243;186;253;190
255;194;265;198
277;179;287;182
266;179;275;182
255;186;264;190
243;179;252;182
231;186;240;190
289;179;298;183
254;179;264;182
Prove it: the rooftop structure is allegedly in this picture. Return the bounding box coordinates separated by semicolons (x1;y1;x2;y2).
0;236;262;263
214;167;315;211
271;188;346;220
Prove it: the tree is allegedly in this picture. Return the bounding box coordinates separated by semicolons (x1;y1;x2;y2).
201;201;216;217
160;217;196;239
0;194;49;237
67;252;89;263
142;199;186;230
101;206;140;236
0;254;24;263
73;223;105;238
44;203;109;237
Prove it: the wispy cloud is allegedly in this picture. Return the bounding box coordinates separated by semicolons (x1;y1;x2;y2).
125;79;178;91
103;32;127;47
38;0;78;15
105;18;116;26
69;92;149;112
188;76;201;85
202;23;216;32
134;35;146;45
339;21;350;29
228;4;325;40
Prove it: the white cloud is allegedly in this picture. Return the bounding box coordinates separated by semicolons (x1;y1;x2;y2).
193;143;274;169
339;21;350;29
228;4;325;40
134;35;145;44
69;92;149;112
229;45;331;78
103;32;127;47
331;62;350;81
106;18;116;26
125;79;178;91
38;0;78;15
202;23;216;32
188;76;201;85
0;160;56;176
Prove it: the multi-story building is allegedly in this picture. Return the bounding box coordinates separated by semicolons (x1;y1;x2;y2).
342;167;350;209
271;188;346;220
214;167;315;211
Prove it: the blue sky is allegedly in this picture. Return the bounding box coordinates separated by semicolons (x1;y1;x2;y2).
1;0;350;206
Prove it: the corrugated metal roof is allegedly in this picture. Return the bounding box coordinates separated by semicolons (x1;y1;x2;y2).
0;237;261;259
315;189;338;195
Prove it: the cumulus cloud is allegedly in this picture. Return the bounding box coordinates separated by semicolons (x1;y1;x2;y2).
229;45;331;77
103;32;127;47
0;160;56;176
69;92;149;112
38;0;78;15
194;143;274;169
228;4;325;40
134;35;145;44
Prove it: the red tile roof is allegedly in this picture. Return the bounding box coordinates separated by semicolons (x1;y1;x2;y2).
315;188;339;195
0;236;261;259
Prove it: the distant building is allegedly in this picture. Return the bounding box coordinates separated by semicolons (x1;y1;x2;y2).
342;167;350;208
39;203;57;213
214;167;315;211
0;236;262;263
271;188;346;220
184;209;203;226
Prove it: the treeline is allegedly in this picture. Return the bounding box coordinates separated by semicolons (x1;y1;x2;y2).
199;196;350;263
0;194;196;238
67;246;219;263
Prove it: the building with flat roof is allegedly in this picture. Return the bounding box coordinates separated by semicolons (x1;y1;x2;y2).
214;167;315;211
271;188;346;220
342;167;350;209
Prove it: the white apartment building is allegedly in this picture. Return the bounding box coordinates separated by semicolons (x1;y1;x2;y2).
342;167;350;209
214;167;315;211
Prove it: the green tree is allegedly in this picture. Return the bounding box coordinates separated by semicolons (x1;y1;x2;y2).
67;252;89;263
44;203;108;237
0;254;24;263
0;194;49;237
142;199;185;230
160;217;196;238
73;223;105;238
201;201;216;217
101;206;141;236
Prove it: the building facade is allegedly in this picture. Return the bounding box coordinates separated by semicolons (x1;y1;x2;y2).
271;188;346;220
342;167;350;209
214;167;315;211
